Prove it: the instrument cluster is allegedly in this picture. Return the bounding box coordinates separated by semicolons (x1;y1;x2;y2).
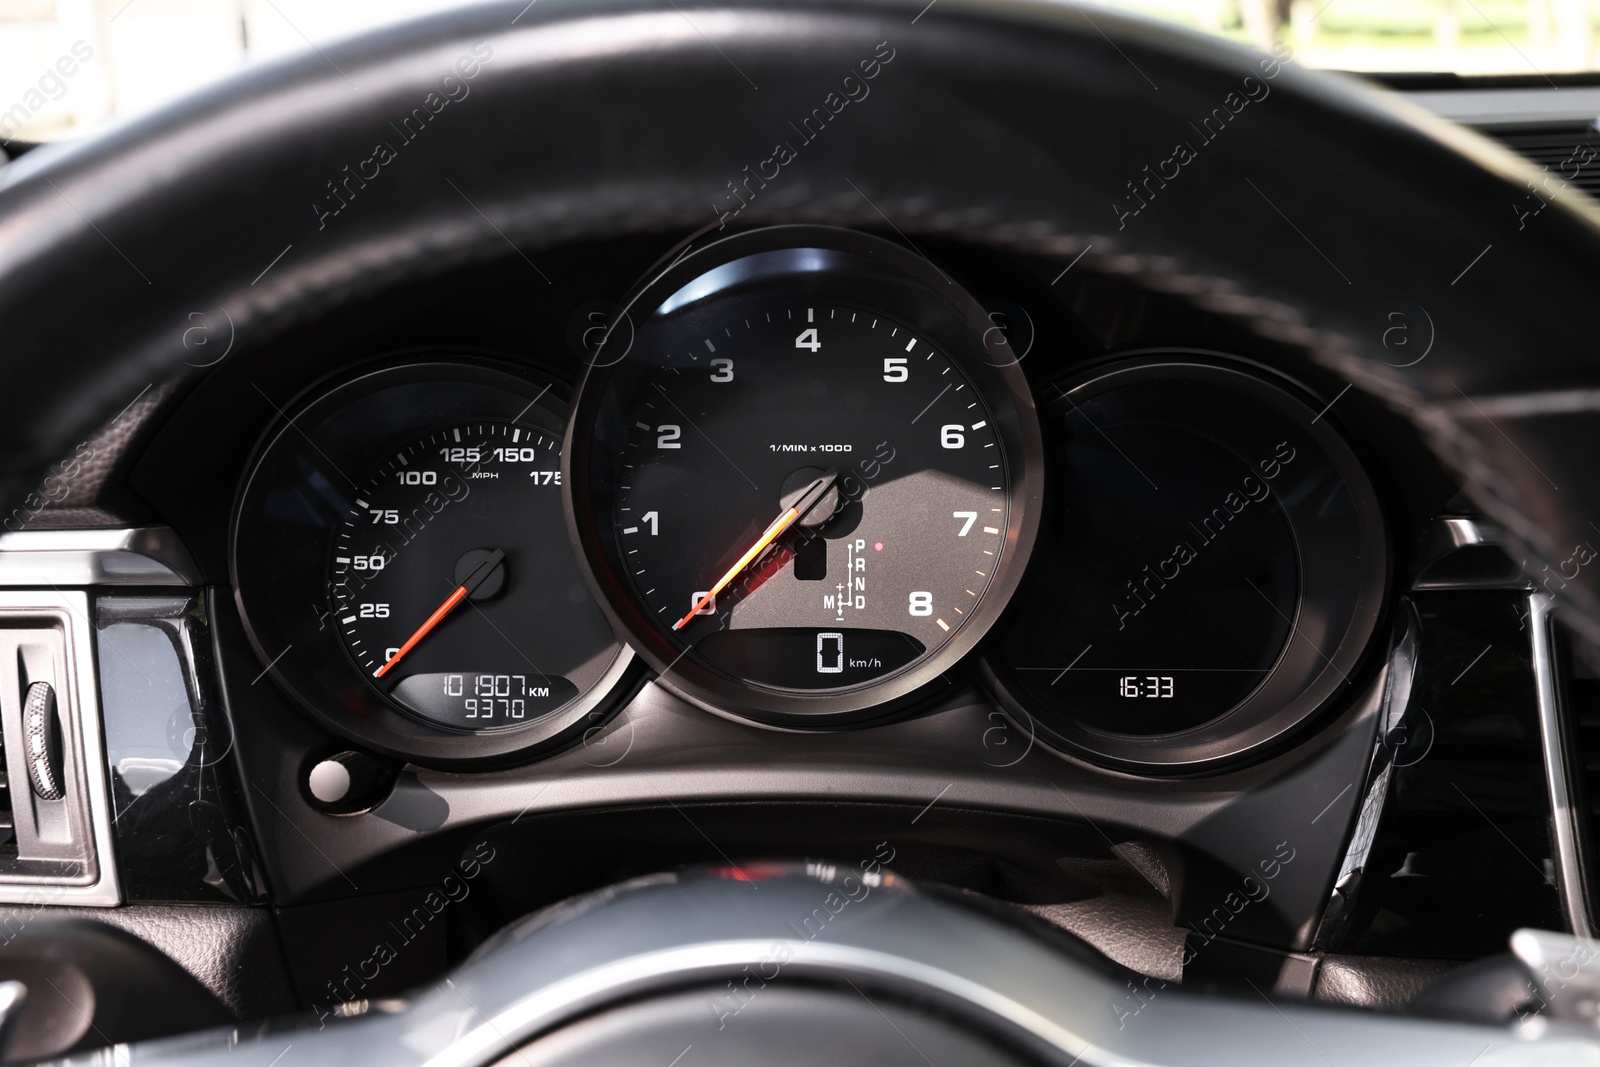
230;225;1388;773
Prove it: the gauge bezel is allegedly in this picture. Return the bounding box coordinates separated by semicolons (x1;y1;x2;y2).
231;358;637;767
564;226;1044;727
980;353;1390;773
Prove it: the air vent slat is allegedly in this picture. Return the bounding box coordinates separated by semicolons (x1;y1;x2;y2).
0;725;11;856
1485;124;1600;198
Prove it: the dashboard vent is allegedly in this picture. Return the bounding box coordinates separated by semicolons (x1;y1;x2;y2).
0;730;12;859
0;593;119;903
1485;124;1600;198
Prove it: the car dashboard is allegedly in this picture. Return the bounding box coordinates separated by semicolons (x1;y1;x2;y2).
0;210;1561;992
0;2;1598;1062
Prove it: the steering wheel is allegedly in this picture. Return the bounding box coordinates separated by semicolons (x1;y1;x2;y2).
2;0;1597;1063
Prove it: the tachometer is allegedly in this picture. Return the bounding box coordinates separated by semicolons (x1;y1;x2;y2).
611;302;1011;691
566;227;1042;725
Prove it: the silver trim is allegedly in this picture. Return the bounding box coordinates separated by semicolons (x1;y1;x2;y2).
1413;514;1527;591
1404;86;1600;128
0;590;119;905
0;527;201;587
0;980;25;1055
424;941;1094;1067
1315;604;1419;949
1435;515;1503;550
1530;592;1590;936
1512;927;1600;1023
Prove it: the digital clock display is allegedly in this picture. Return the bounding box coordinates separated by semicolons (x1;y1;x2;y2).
1119;675;1174;699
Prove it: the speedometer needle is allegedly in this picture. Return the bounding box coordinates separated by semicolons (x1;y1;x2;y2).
374;548;505;678
672;470;839;631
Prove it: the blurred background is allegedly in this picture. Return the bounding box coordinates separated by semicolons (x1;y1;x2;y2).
1;0;1598;145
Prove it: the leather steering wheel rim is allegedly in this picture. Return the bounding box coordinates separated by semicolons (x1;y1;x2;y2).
1;0;1598;651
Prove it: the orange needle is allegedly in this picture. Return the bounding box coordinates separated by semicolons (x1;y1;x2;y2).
374;548;506;678
674;508;799;631
673;470;839;631
375;586;466;678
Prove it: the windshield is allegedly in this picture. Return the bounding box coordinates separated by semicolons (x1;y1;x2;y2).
0;0;1594;145
1117;0;1600;76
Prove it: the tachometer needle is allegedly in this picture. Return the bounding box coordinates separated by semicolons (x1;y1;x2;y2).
374;548;505;678
673;470;839;631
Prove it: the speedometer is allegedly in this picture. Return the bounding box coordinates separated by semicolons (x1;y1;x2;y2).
330;420;604;732
233;361;634;767
566;227;1042;725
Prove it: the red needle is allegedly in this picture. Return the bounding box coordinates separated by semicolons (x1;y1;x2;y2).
373;548;506;678
375;586;466;678
672;470;840;632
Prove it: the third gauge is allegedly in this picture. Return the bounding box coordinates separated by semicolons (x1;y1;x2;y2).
984;356;1387;771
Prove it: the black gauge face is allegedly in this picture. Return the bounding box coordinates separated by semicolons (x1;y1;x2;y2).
331;420;616;732
613;302;1007;690
984;357;1387;771
568;227;1042;724
1007;422;1301;734
233;362;634;766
